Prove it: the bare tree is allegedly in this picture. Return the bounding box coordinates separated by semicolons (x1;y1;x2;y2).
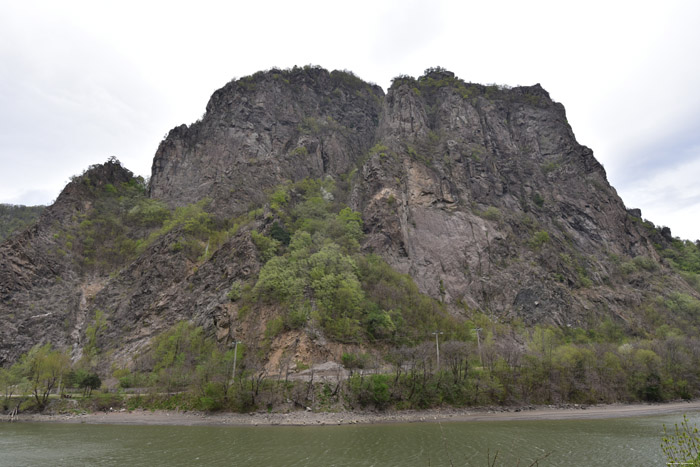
441;341;471;383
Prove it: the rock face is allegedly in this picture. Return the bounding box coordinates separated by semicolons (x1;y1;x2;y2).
150;67;383;216
0;161;134;364
353;71;661;326
0;66;696;366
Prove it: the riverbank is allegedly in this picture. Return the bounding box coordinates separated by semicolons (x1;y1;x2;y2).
7;400;700;427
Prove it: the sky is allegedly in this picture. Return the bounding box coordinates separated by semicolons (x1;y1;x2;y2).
1;0;699;240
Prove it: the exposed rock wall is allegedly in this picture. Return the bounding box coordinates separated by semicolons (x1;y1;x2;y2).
1;67;696;367
150;67;384;216
351;71;664;325
0;161;133;363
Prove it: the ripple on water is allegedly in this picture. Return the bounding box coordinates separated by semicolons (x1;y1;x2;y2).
0;412;698;466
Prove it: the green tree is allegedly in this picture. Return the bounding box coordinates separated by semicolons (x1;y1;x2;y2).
83;309;107;365
0;364;25;410
21;344;71;409
68;369;102;396
662;415;700;466
150;321;214;392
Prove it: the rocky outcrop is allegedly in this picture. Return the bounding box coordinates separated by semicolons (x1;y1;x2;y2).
351;70;665;325
0;160;134;363
150;66;384;216
1;67;697;367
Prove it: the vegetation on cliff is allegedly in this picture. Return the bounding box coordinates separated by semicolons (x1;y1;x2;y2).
3;67;700;416
0;204;44;242
4;170;700;415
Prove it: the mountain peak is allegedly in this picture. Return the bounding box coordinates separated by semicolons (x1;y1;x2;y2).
2;66;699;379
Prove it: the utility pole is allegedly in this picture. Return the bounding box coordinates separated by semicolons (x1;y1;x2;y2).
474;327;483;367
432;331;444;371
231;340;240;384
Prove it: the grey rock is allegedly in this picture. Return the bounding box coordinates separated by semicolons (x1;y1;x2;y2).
1;67;697;368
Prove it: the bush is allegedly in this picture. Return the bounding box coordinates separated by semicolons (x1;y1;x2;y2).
127;199;171;227
482;206;501;222
662;415;700;466
341;352;370;369
244;178;461;346
529;230;550;250
198;382;226;411
348;374;391;409
532;192;545;207
227;282;242;301
632;256;658;272
251;230;281;262
265;316;285;339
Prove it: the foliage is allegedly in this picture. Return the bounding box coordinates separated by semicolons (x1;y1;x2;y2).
66;369;102;396
529;230;550;250
341;352;371;369
0;204;44;242
665;293;700;318
245;177;460;344
8;316;700;413
251;230;281;262
0;364;24;409
82;309;107;365
348;374;391;409
62;175;153;272
19;344;70;408
632;255;659;272
532;192;545;207
481;206;502;222
656;237;700;294
662;415;700;466
660;239;700;275
54;163;243;273
227;281;242;301
127;199;170;227
148;321;217;392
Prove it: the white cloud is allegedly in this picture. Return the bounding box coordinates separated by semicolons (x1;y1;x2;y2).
1;0;699;239
619;143;700;240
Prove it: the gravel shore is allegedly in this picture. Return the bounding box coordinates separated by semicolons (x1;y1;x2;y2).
7;400;700;427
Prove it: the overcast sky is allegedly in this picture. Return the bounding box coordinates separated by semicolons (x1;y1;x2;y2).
1;0;699;240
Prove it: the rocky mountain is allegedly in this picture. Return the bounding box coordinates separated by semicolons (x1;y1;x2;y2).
1;65;698;371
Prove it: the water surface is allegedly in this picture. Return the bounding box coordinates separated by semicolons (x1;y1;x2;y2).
2;412;697;466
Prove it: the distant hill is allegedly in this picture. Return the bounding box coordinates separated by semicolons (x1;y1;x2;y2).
0;204;44;243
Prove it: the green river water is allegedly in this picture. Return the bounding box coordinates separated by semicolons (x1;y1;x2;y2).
2;411;698;466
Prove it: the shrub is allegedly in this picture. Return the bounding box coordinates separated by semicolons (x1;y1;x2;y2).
662;415;700;466
482;206;501;222
341;352;370;369
291;146;308;157
251;230;281;262
532;192;545;207
632;255;658;272
227;281;242;301
619;260;637;276
265;316;285;339
269;222;291;245
127;199;171;227
529;230;550;250
349;374;391;409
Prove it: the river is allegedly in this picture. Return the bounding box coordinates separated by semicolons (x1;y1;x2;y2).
2;411;698;466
